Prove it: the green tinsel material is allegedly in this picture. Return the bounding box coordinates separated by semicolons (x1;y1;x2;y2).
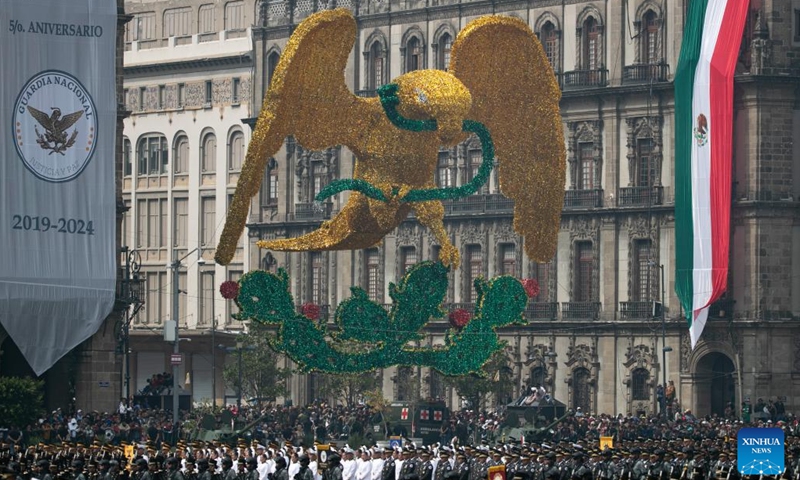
314;83;495;204
234;261;529;376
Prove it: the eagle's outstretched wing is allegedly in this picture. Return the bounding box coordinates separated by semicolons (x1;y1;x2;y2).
27;106;53;131
449;16;566;262
216;8;366;265
55;110;84;133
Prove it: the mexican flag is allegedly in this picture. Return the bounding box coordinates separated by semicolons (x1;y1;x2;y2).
674;0;748;349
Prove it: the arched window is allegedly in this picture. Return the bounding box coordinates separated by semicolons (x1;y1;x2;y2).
572;367;592;412
437;32;452;70
123;137;132;177
137;134;167;176
201;132;216;173
368;41;385;90
582;16;600;70
267;51;280;87
530;366;545;388
405;36;423;72
541;22;558;71
631;368;650;401
228;130;244;171
642;10;659;64
173;134;189;175
429;370;443;400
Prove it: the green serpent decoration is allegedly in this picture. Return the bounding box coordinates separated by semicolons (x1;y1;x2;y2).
232;87;528;375
234;261;531;375
314;83;495;204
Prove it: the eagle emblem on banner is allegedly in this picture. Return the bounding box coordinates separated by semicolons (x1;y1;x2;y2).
694;113;708;146
27;106;84;155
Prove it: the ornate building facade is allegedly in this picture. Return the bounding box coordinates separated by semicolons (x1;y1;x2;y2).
244;0;800;417
119;0;259;405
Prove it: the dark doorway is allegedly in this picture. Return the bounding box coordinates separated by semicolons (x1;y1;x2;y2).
695;352;736;416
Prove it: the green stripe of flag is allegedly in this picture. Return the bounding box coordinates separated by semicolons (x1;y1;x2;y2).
674;0;709;326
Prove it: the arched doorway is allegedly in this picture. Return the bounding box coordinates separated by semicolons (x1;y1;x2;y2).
694;352;736;416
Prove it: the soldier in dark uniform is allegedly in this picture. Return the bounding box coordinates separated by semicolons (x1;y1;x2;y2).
273;457;289;480
133;459;152;480
382;449;396;480
295;457;313;480
451;453;469;480
167;458;185;480
245;459;259;480
418;451;433;480
541;453;559;480
221;459;237;480
400;450;416;480
324;454;343;480
434;450;452;480
570;454;591;480
73;460;88;480
197;460;212;480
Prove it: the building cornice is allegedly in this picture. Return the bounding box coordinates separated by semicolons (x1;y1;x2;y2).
124;53;252;77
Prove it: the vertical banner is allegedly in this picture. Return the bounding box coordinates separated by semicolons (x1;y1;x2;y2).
0;0;117;375
674;0;748;348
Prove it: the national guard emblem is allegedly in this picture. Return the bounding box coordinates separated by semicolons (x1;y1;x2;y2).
13;70;97;182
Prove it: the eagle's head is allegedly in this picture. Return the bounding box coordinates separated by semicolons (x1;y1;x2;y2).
393;70;472;146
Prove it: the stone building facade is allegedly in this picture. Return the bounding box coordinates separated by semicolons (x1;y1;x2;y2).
244;0;800;417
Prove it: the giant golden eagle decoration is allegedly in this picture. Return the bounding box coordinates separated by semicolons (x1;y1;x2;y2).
215;9;565;268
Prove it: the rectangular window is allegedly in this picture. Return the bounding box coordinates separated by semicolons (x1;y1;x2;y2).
123;139;132;177
136;199;146;248
177;83;185;108
400;247;417;276
310;252;322;305
174;136;189;175
469;150;487;194
163;7;191;38
311;162;325;198
177;271;187;327
199;271;215;326
228;270;243;320
138;87;146;111
530;261;550;301
205;80;213;105
232;77;241;103
366;249;380;302
633;239;654;302
374;56;384;88
147;200;158;248
269;172;279;203
201;197;216;246
500;244;516;277
199;4;216;34
467;245;482;303
158;85;165;109
224;1;245;30
131;12;156;41
173;198;188;248
637;138;655;187
436;151;452;188
145;271;160;323
122;200;131;249
145;136;167;175
575;241;593;302
795;9;800;43
578;142;594;190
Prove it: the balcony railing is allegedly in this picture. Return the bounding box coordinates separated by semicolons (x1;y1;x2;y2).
560;69;608;89
296;304;331;321
561;302;601;320
623;63;670;84
619;301;655;320
443;194;514;215
564;189;603;209
356;89;378;98
618;186;663;207
290;202;331;221
526;302;558;321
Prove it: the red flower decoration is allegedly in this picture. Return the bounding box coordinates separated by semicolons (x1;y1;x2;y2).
521;278;540;298
300;302;321;321
219;280;240;300
448;308;472;329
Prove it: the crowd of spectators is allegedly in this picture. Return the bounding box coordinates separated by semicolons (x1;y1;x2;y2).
2;395;798;454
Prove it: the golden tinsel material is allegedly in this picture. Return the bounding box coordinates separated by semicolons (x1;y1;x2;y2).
449;15;566;262
216;9;565;268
